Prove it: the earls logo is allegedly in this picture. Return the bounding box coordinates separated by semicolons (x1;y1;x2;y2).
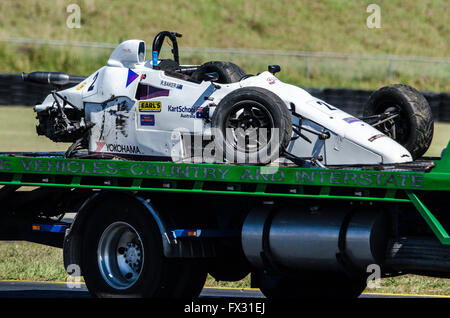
139;101;161;112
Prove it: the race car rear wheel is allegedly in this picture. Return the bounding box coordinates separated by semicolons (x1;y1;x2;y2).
363;84;434;159
211;87;292;164
191;61;247;84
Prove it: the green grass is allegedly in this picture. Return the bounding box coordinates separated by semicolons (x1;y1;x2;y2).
0;0;448;91
0;106;68;152
0;241;68;282
0;106;449;294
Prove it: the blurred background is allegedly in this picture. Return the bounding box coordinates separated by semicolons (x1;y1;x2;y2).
0;0;448;153
0;0;449;294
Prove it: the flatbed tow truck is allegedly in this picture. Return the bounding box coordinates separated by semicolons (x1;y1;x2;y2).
0;145;449;298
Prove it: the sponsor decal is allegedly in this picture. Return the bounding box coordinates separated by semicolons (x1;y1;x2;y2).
139;101;161;112
95;142;141;154
343;117;361;124
140;74;146;80
106;143;141;154
267;77;277;84
76;82;86;91
160;80;183;90
95;141;106;152
140;114;155;126
168;105;202;118
368;134;387;142
126;69;139;88
137;84;170;99
0;157;425;189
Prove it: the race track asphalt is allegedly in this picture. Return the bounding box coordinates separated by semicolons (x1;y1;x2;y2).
0;280;447;299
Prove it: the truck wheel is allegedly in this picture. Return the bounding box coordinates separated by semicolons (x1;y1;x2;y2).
191;61;247;83
255;271;366;299
363;84;434;159
212;87;292;164
81;196;206;298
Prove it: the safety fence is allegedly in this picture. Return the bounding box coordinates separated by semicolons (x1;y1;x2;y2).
0;73;449;122
2;38;450;82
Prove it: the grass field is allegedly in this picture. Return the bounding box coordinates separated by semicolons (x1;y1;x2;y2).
0;105;449;294
0;0;448;91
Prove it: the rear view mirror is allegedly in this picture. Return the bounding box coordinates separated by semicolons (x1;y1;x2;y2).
268;65;281;74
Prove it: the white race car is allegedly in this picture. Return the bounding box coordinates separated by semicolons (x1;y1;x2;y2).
24;31;434;167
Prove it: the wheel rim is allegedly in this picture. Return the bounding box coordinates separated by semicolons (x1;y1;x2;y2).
97;221;144;290
224;100;275;153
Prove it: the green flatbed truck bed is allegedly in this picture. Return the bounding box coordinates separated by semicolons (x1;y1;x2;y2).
0;143;449;298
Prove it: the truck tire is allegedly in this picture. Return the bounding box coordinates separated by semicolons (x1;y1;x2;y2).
255;271;366;299
81;196;207;298
363;84;434;159
212;87;292;164
191;61;247;84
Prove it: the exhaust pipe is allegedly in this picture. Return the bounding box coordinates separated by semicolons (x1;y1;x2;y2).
22;71;86;86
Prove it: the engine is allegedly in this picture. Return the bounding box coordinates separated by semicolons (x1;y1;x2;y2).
22;72;90;143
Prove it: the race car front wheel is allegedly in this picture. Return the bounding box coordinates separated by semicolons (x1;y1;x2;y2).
211;87;292;165
363;84;434;159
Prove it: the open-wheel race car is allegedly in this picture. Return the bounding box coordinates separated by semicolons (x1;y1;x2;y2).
23;31;434;167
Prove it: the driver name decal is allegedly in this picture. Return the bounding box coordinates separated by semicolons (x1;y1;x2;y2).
139;101;161;112
160;80;183;90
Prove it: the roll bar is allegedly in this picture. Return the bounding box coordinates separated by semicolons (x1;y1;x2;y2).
151;31;182;65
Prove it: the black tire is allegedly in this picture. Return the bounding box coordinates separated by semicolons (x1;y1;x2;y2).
211;87;292;164
255;271;366;299
363;84;434;159
81;195;207;298
191;61;247;84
